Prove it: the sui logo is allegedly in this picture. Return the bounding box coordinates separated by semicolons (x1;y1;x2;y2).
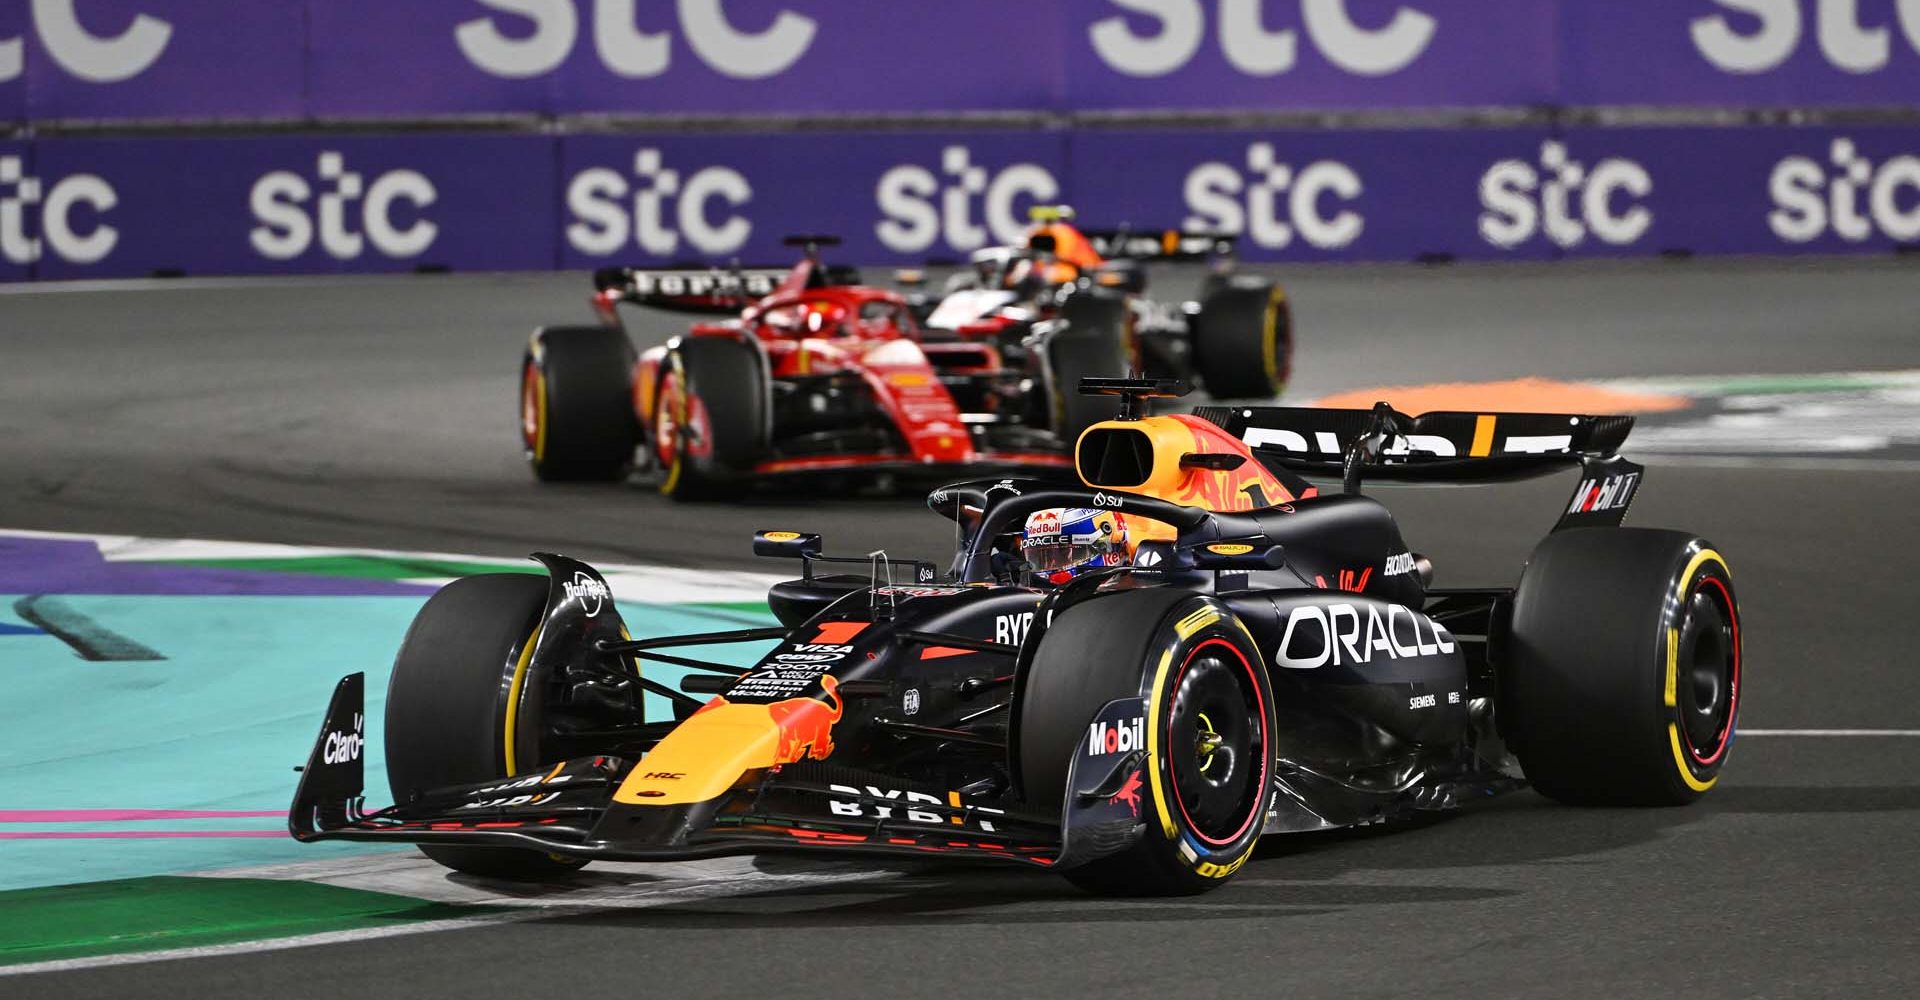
874;147;1059;254
250;153;439;262
1478;141;1654;251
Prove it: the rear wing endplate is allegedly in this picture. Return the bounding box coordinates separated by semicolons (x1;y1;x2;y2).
1193;404;1644;531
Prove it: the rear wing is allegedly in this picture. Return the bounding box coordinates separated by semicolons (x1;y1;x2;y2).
593;266;791;315
1082;229;1236;262
1193;403;1644;531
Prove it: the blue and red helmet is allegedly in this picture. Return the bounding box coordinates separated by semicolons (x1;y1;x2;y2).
1019;507;1131;584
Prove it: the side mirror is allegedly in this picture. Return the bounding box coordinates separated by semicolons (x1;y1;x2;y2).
753;530;822;559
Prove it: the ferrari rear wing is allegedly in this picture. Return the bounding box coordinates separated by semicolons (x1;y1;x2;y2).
593;266;790;315
1193;403;1644;531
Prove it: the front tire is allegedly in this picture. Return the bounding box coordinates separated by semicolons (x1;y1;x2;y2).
1020;590;1274;895
1191;281;1291;400
386;573;588;879
521;326;637;482
1506;528;1741;806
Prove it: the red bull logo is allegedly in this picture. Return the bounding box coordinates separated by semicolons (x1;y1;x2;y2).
767;675;845;764
1110;768;1144;818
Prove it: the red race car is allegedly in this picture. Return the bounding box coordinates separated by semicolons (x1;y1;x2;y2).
520;237;1106;498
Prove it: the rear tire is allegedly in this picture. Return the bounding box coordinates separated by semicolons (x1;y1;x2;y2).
1020;590;1274;895
654;335;768;500
386;573;588;879
522;326;637;482
1506;528;1741;806
1045;292;1132;441
1192;281;1291;400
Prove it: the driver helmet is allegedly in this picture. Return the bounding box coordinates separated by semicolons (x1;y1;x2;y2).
1018;507;1130;584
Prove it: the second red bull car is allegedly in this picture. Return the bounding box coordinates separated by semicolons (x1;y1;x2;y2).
297;380;1742;895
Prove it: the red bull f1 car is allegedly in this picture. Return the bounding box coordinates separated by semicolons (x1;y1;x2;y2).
299;379;1742;895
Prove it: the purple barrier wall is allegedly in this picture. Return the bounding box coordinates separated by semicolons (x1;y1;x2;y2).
0;139;32;283
27;134;557;280
558;132;1070;269
1063;0;1557;111
11;2;1920;124
308;0;1058;119
1562;1;1920;107
8;124;1919;281
1067;127;1557;262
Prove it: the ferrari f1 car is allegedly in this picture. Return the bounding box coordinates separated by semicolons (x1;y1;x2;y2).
299;380;1741;896
905;206;1294;419
520;237;1115;497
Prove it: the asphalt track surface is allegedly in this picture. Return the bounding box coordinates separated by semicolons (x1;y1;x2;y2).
4;258;1919;998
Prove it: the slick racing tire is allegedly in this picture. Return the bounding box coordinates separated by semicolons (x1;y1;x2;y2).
1045;292;1132;441
1020;590;1274;896
1506;528;1741;806
654;334;768;500
1191;281;1291;400
386;573;589;879
521;326;638;482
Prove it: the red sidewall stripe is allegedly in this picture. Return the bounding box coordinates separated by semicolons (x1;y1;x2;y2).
1168;636;1269;849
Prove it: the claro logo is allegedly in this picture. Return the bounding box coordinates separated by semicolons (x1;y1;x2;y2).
874;146;1059;254
1;1;172;85
456;0;816;80
1479;141;1654;251
1088;0;1438;78
250;153;439;262
1691;0;1920;74
1183;143;1364;251
0;156;119;266
1769;137;1920;244
568;149;752;257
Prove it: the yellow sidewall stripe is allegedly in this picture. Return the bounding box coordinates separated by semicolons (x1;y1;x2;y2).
1146;647;1178;840
1664;548;1732;792
502;618;544;776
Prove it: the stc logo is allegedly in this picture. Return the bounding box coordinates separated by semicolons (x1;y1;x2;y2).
568;149;752;257
1183;143;1365;250
457;0;815;80
0;156;118;266
250;153;439;262
874;147;1059;254
1692;0;1920;74
1770;138;1920;243
1479;141;1654;251
1090;0;1437;77
1;1;171;84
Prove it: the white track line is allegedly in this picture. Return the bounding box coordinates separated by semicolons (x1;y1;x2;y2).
1740;729;1920;737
